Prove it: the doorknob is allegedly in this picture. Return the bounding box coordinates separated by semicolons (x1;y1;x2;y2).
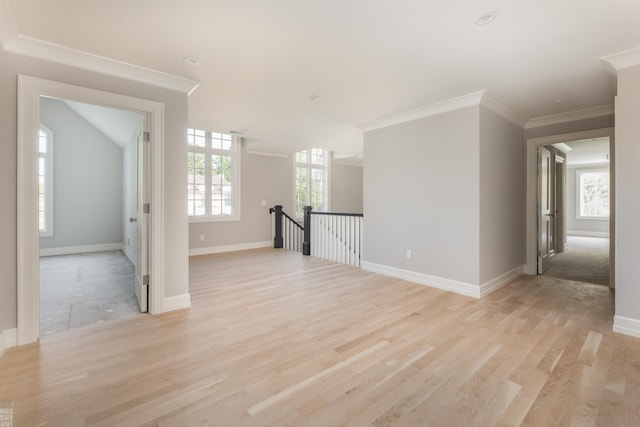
129;217;137;223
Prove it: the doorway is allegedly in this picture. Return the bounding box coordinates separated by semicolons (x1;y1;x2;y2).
17;76;166;346
527;130;614;287
37;97;148;335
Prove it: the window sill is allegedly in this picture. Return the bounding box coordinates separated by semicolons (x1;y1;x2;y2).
189;215;241;223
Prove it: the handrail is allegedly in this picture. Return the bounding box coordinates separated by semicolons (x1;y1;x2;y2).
310;211;363;217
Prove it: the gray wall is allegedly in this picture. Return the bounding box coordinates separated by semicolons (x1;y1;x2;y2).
0;49;189;333
122;134;138;262
363;106;481;285
39;98;123;249
566;163;610;236
524;115;615;140
478;106;525;284
189;150;293;249
614;63;640;327
331;163;363;213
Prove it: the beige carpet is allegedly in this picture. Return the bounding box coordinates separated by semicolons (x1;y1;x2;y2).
544;235;609;286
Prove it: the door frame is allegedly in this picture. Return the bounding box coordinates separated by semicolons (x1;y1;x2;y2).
525;127;615;288
17;75;166;345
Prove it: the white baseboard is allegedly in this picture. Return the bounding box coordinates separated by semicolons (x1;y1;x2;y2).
123;244;136;264
567;230;609;238
0;328;17;359
361;261;481;298
40;243;124;257
189;241;272;257
613;315;640;338
479;265;525;297
163;294;191;312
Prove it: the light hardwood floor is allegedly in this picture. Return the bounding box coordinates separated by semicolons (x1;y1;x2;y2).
1;248;639;426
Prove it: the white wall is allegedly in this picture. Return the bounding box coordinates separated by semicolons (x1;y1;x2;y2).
331;163;363;213
363;106;481;286
0;49;189;334
122;133;138;262
566;163;610;236
39;98;123;250
478;106;525;284
614;63;640;336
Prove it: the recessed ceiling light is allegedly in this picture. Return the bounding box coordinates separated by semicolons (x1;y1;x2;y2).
307;95;320;101
475;13;496;25
553;98;562;103
184;56;200;66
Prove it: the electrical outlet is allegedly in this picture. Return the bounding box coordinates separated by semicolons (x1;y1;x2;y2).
200;234;205;241
406;249;412;259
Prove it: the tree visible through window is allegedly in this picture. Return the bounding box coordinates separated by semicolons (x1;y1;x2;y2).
295;148;328;217
578;169;609;219
187;128;239;219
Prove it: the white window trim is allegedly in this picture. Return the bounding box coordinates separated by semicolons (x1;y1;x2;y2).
576;168;609;221
293;148;330;219
39;124;54;237
188;131;241;223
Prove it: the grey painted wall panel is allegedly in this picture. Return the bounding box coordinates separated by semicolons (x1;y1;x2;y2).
331;163;363;213
363;107;480;285
478;106;525;284
39;98;123;249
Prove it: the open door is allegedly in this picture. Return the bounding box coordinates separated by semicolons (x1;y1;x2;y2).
133;118;150;312
537;146;554;273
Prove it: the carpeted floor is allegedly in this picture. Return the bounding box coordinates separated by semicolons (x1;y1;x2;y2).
39;250;145;336
544;235;609;286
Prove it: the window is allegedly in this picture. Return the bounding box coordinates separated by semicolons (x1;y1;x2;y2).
187;128;240;221
39;125;54;236
295;148;329;217
577;169;609;219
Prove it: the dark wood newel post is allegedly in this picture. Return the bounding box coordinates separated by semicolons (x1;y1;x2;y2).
303;205;312;255
270;205;284;248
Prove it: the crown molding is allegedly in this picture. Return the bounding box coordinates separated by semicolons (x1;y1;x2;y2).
360;91;485;132
601;46;640;71
361;90;524;132
479;92;525;127
244;149;289;158
3;34;200;95
524;104;614;130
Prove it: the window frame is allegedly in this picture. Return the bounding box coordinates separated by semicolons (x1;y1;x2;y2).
294;148;330;219
576;168;609;221
39;124;54;237
187;128;241;223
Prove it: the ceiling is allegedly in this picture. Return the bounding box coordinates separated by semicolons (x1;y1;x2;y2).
4;0;640;157
565;138;610;166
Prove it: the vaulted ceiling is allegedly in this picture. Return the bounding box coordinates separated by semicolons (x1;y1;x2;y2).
3;0;640;157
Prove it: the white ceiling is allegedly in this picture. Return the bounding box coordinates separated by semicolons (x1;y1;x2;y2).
61;100;143;148
4;0;640;156
565;137;610;166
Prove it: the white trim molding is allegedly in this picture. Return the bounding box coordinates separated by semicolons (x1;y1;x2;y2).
39;243;124;257
0;328;17;359
479;266;524;298
567;230;609;238
601;46;640;71
361;261;481;298
479;91;525;128
189;241;272;257
524;105;614;130
163;294;191;312
244;149;290;158
613;315;640;338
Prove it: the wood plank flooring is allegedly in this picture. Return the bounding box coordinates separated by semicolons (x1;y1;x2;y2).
1;248;639;426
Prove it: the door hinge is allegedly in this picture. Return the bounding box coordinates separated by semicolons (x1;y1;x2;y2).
143;131;150;142
143;274;150;286
143;203;150;214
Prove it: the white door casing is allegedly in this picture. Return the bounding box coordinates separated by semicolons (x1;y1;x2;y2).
17;75;165;345
135;124;150;312
537;146;553;273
